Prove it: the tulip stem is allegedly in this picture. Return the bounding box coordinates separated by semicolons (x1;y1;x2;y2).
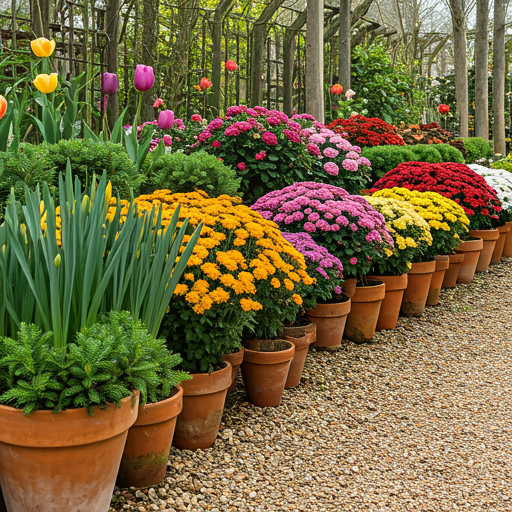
136;92;143;128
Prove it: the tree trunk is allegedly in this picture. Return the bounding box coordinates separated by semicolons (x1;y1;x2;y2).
449;0;468;137
493;0;506;154
474;0;489;139
141;0;159;122
105;0;119;129
30;0;50;38
338;0;351;91
250;0;285;107
306;0;324;122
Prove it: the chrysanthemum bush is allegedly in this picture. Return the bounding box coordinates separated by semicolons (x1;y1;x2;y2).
469;164;512;222
251;182;394;279
372;188;470;259
281;232;343;311
110;190;314;372
191;106;372;202
327;115;405;147
365;197;433;275
371;162;502;230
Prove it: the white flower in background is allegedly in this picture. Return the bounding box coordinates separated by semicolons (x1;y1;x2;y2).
345;89;356;99
469;164;512;209
431;80;441;86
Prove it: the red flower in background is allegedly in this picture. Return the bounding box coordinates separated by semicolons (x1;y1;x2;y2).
438;104;450;115
199;78;212;90
226;60;238;71
330;84;343;95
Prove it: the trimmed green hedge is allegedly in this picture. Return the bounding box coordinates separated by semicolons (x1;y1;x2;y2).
461;137;494;164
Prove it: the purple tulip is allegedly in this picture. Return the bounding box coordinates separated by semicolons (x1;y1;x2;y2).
133;65;155;92
158;110;175;130
101;72;118;95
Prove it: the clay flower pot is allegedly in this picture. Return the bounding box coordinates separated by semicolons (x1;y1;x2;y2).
222;347;244;393
283;322;316;389
426;255;450;306
173;362;231;451
0;393;139;512
469;228;499;272
491;224;512;263
345;279;385;343
442;253;464;288
368;274;408;331
455;238;484;283
117;386;183;489
306;295;351;349
241;339;295;407
283;320;316;342
400;260;436;316
502;221;512;258
341;278;357;299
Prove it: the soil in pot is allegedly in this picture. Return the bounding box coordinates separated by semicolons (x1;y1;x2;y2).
442;253;464;288
117;386;183;489
283;323;316;389
368;274;408;331
455;238;484;284
306;295;351;349
0;393;139;512
426;255;450;306
469;229;499;272
222;347;244;393
401;260;436;316
241;339;295;407
345;279;385;343
503;221;512;258
172;362;231;451
491;224;511;263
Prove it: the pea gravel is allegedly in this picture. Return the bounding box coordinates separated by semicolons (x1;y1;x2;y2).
110;260;512;512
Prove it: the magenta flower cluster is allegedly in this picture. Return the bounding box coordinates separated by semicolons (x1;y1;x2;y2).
252;182;394;278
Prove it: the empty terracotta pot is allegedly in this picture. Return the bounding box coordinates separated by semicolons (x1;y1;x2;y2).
469;228;499;272
491;224;511;263
401;260;436;316
455;238;484;283
442;253;464;288
173;363;231;451
223;347;244;393
502;221;512;258
0;393;139;512
345;279;385;343
368;274;408;331
117;386;183;489
426;255;450;306
242;339;295;407
306;296;351;348
283;323;316;389
342;278;357;299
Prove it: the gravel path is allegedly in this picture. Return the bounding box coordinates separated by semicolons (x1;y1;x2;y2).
111;259;512;512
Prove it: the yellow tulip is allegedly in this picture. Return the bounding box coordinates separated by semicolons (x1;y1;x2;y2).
33;73;58;94
105;182;112;208
31;38;56;58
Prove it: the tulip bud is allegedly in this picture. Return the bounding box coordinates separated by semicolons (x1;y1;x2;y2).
54;254;61;268
158;110;175;130
133;65;155;92
163;134;172;146
81;195;90;214
40;200;45;215
101;72;119;95
0;95;7;120
105;182;112;208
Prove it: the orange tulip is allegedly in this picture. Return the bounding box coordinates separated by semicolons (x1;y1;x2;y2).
0;95;7;120
31;38;56;58
330;84;343;95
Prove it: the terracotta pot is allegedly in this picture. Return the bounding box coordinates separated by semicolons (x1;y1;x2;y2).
502;221;512;258
117;386;183;489
345;280;385;343
401;260;436;316
0;393;139;512
469;229;499;272
342;278;357;299
368;274;408;331
173;363;231;451
241;340;295;407
491;224;511;263
283;323;316;389
455;238;484;284
442;253;464;288
306;296;351;348
426;255;450;306
283;321;316;342
222;347;244;393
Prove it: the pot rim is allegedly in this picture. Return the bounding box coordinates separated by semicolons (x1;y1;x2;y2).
306;296;351;318
368;273;408;291
0;392;139;448
180;361;232;397
243;339;295;365
133;385;183;427
456;237;484;251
